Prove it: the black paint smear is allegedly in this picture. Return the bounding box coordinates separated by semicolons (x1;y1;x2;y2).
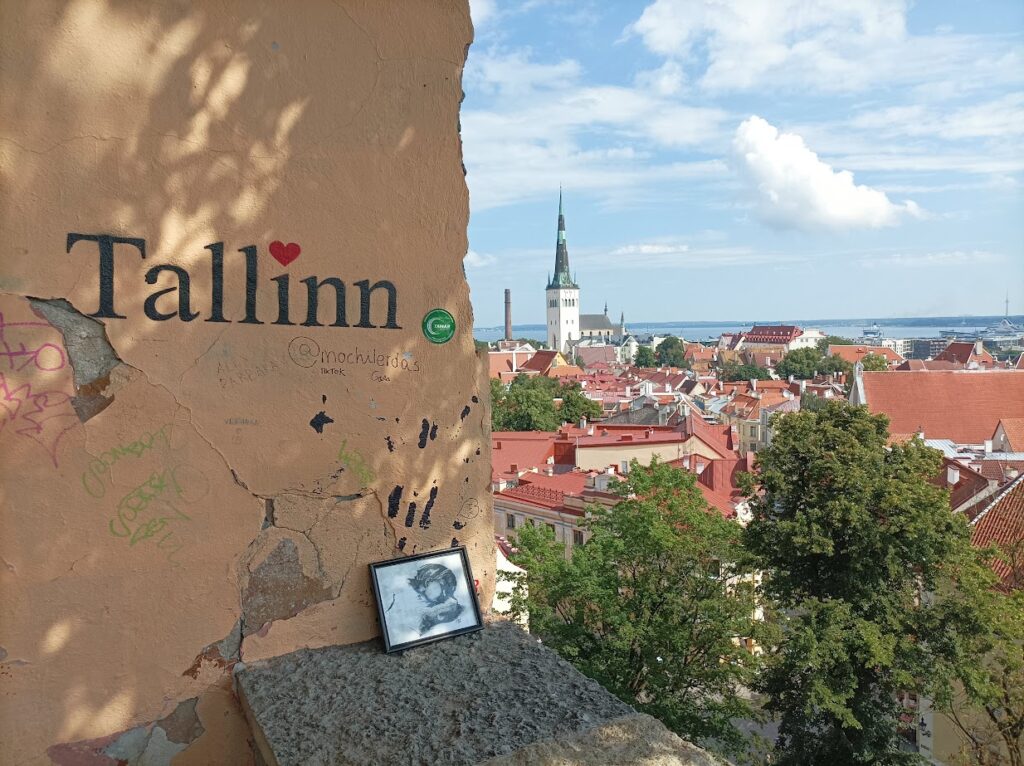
464;458;470;464
322;394;327;404
385;593;397;612
418;419;430;448
464;477;469;483
385;436;395;452
460;405;471;420
429;423;438;441
419;487;438;530
453;520;465;530
395;417;400;423
471;395;479;404
387;485;403;518
404;502;417;528
397;537;407;551
475;448;480;456
309;411;334;434
413;491;419;497
450;538;459;548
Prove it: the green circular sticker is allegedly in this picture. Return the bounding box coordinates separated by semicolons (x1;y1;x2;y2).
422;308;456;344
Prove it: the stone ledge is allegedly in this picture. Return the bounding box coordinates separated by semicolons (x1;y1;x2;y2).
235;620;724;765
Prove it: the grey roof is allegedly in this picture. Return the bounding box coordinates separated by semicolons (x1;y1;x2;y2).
580;314;617;332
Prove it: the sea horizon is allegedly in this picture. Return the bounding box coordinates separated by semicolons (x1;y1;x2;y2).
473;314;1023;344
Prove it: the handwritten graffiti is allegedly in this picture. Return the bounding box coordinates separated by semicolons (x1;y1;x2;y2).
288;336;420;375
80;423;174;498
0;312;77;466
337;439;375;486
109;463;209;563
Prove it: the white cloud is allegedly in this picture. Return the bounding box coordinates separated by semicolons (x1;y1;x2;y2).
859;250;1001;269
612;243;688;256
462;47;731;210
469;0;497;28
635;61;685;96
465;250;497;268
851;93;1024;140
627;0;1023;94
732;116;924;230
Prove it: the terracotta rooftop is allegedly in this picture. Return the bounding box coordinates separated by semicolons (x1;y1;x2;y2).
935;341;995;367
971;475;1024;590
995;418;1024;452
859;370;1024;444
828;344;903;364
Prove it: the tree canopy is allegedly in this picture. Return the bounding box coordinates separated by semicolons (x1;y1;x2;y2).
720;360;772;382
743;401;996;765
634;345;656;368
860;352;890;371
655;336;690;368
775;347;852;380
508;459;765;756
490;375;600;431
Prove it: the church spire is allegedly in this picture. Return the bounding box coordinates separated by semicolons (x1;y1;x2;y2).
548;189;578;289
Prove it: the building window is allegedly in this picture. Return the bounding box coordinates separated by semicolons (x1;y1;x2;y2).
547;523;556;537
506;514;516;530
573;529;584;546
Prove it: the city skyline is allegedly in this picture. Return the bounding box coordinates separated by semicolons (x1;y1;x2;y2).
462;0;1024;326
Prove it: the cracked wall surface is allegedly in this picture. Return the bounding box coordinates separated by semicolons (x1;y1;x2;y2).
0;1;491;763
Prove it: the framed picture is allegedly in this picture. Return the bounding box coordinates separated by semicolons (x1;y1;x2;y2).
369;546;484;653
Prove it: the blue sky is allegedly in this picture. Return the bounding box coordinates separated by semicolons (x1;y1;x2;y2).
461;0;1024;327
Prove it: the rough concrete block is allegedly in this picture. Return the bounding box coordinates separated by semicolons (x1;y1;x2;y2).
235;621;636;766
479;713;729;766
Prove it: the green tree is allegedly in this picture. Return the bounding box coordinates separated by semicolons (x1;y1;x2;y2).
634;346;656;367
744;401;994;765
775;348;824;380
817;335;855;354
559;382;602;425
490;375;560;431
931;539;1024;766
508;459;765;756
474;339;491;353
655;336;690;368
860;352;890;371
776;348;852;380
720;360;772;382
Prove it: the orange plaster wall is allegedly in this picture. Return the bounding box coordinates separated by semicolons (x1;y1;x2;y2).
0;1;490;763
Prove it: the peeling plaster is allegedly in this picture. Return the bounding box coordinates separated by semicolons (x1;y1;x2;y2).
1;2;492;762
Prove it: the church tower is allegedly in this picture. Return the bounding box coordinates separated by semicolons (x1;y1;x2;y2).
545;191;579;353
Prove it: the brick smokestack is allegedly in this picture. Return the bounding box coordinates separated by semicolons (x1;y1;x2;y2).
504;288;512;341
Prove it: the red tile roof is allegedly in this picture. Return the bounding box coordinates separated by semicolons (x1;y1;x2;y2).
828;344;903;364
971;475;1024;590
935;341;996;367
744;325;802;344
995;418;1024;452
492;432;557;479
859;371;1024;444
519;350;565;374
895;360;964;371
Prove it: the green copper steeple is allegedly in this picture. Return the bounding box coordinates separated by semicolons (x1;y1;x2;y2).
548;189;578;290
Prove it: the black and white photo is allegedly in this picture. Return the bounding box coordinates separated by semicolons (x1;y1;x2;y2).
369;546;483;652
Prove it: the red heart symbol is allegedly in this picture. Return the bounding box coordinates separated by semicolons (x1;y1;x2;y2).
269;241;301;266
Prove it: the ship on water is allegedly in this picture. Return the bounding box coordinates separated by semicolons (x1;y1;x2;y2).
862;323;883;339
940;296;1023;348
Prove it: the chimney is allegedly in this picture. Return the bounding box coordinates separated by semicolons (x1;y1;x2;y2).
788;375;795;383
683;455;691;470
799;380;806;394
750;378;757;391
984;439;993;454
975;339;984;355
504;288;512;341
621;434;633;442
494;441;501;450
579;416;587;430
510;463;519;472
946;465;960;486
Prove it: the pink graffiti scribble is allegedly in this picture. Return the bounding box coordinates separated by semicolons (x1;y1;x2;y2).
0;311;77;466
0;312;68;372
0;373;79;467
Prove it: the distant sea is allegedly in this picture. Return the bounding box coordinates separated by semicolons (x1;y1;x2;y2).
473;315;1024;344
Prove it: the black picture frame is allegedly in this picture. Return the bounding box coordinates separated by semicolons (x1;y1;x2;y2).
368;545;484;653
